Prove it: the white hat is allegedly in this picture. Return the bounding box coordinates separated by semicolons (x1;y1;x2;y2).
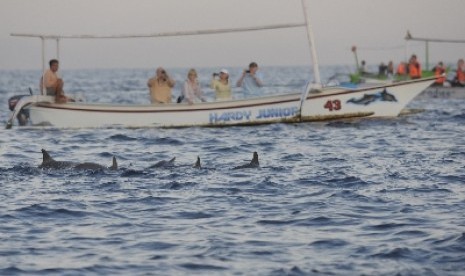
220;69;229;75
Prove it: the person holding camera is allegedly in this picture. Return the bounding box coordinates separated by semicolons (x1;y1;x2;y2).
236;62;263;98
210;69;232;101
147;67;176;104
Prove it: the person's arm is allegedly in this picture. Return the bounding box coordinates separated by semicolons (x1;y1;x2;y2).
43;71;54;88
210;75;217;89
166;75;175;88
194;83;206;102
236;70;247;87
252;73;263;87
183;81;194;104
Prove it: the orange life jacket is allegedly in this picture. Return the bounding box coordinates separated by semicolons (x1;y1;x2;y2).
396;63;406;75
457;68;465;83
434;66;445;84
409;62;421;79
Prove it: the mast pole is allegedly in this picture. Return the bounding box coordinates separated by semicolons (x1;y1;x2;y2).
41;37;46;95
301;0;321;85
56;38;60;60
425;40;429;70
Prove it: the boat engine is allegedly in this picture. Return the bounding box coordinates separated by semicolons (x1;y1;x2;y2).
8;95;30;126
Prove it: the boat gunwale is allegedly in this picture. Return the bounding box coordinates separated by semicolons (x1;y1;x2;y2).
30;77;436;114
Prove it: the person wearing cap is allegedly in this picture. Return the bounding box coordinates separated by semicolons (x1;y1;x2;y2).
236;62;263;98
147;67;176;104
211;69;232;101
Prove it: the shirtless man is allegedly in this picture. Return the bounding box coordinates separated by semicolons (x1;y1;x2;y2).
42;59;66;103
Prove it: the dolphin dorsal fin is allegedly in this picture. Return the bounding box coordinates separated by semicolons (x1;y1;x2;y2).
193;156;201;169
251;152;259;166
110;156;118;170
41;149;54;163
168;157;175;164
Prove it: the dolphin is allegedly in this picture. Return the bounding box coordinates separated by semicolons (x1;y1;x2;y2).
39;149;117;171
74;156;118;171
148;157;176;169
233;152;259;170
380;89;397;102
193;156;201;169
39;149;75;169
347;93;377;105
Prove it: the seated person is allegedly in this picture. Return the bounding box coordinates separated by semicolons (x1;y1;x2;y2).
236;62;263;98
147;67;176;104
453;59;465;87
211;69;232;101
41;59;67;103
181;69;206;104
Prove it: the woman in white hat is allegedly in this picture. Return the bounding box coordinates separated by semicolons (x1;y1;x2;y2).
210;69;232;101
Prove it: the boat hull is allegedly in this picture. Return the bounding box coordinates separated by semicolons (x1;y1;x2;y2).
416;86;465;100
22;78;434;128
301;78;434;120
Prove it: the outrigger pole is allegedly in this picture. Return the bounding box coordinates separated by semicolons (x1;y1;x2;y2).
405;31;465;70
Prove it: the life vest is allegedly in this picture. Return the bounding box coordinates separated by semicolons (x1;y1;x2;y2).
434;66;446;84
457;68;465;83
396;63;406;75
409;62;421;79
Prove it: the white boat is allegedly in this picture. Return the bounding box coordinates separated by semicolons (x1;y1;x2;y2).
417;86;465;100
6;0;435;129
405;31;465;100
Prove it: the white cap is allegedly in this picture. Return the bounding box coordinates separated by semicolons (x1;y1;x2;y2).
220;69;229;75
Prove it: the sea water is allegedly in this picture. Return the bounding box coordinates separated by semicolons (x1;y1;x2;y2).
1;66;465;275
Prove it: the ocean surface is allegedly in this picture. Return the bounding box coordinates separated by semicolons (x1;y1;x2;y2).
1;66;465;275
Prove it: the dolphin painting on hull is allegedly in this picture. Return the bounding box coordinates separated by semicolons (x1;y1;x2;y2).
347;89;397;105
39;149;117;171
232;152;260;170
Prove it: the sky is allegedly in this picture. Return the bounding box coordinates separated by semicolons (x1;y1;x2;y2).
1;0;464;70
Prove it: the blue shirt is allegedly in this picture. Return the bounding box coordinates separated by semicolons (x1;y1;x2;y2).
240;73;262;97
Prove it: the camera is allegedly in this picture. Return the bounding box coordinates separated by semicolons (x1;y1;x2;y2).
213;73;219;77
246;70;250;73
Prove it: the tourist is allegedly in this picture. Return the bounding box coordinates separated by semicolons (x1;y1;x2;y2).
236;62;263;98
180;68;206;104
453;59;465;87
408;54;422;79
396;61;407;78
210;69;232;101
147;67;175;104
432;61;446;86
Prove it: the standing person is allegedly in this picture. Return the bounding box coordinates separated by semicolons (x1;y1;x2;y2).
147;67;175;104
181;68;205;104
432;61;446;86
408;54;422;79
41;59;67;103
454;59;465;87
236;62;263;98
211;69;232;101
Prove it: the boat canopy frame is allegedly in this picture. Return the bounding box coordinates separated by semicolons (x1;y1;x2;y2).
405;31;465;70
10;0;321;117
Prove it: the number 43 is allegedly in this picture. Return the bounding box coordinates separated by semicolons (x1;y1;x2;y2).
324;100;342;111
